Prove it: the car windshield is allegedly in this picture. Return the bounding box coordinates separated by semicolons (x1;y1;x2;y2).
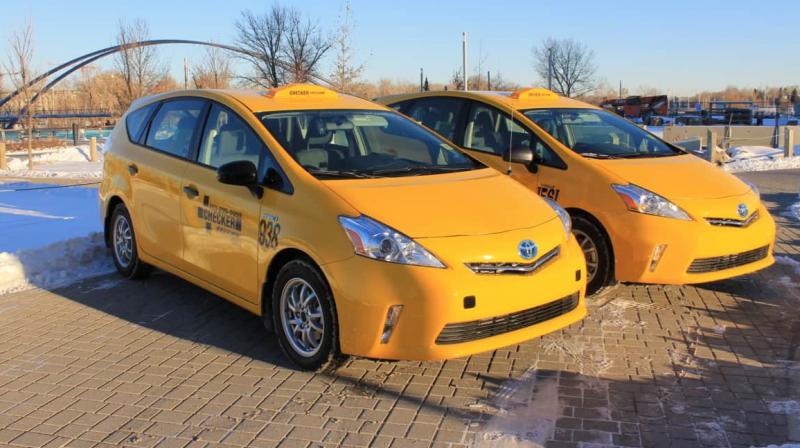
522;108;682;158
258;110;482;179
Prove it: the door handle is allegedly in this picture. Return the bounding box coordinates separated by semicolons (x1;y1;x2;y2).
128;163;138;175
183;185;199;199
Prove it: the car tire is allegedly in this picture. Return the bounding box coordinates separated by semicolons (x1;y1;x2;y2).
272;259;339;371
571;215;614;295
110;203;151;279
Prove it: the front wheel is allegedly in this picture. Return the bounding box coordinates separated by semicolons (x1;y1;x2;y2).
571;215;614;295
272;259;339;371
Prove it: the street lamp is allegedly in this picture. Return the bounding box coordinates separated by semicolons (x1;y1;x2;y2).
773;88;783;148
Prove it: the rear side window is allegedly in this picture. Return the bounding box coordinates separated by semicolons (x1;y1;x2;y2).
125;103;156;143
145;99;206;158
405;98;464;141
464;103;533;155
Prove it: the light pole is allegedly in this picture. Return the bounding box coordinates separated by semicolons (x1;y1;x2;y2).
462;32;468;91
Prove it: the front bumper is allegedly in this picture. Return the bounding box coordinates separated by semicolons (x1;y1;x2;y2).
600;204;776;284
321;230;587;361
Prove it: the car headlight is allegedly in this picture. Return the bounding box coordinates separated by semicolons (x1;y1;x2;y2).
611;184;691;220
742;180;760;200
542;197;571;238
338;215;445;268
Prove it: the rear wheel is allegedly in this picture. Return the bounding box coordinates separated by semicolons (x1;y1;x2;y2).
571;215;613;295
110;204;151;279
272;259;339;371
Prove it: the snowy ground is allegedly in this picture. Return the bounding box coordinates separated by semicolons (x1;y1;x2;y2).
1;144;104;179
723;145;800;173
0;181;111;295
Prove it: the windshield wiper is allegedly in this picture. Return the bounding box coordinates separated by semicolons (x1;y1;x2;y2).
579;152;621;159
367;166;472;176
308;169;379;179
617;152;681;159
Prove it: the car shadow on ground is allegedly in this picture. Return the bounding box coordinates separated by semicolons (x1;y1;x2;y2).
49;257;800;447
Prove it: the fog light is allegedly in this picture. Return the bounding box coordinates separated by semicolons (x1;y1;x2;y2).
649;244;667;272
380;305;404;344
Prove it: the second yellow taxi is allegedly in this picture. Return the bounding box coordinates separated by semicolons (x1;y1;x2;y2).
380;89;775;294
100;84;586;370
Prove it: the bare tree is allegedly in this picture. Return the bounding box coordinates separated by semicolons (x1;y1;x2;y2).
329;1;365;93
532;37;597;97
236;7;288;88
283;9;331;83
236;5;331;87
114;19;166;111
450;68;464;91
192;46;232;89
4;22;37;169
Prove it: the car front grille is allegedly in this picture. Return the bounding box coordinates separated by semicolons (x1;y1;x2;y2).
465;246;560;275
687;245;769;273
705;210;759;228
435;292;580;345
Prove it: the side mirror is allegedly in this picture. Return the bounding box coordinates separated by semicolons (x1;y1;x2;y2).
217;160;258;186
217;160;264;198
503;146;534;165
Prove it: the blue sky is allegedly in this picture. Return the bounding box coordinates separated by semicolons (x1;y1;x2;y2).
2;0;798;96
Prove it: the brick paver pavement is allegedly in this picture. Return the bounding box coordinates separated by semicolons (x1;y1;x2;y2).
0;170;798;448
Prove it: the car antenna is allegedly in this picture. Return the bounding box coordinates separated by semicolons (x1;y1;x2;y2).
506;102;514;175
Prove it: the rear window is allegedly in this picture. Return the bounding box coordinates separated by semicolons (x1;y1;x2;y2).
125;103;157;143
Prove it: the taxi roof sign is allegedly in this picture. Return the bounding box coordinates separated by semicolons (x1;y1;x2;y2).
265;83;338;100
510;88;558;100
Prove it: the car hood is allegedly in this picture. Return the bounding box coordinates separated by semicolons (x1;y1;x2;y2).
323;168;558;238
596;154;750;200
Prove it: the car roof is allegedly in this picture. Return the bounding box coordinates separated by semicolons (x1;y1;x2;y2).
133;84;387;113
379;88;601;111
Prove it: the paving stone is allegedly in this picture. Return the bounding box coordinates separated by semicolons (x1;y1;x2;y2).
0;172;795;448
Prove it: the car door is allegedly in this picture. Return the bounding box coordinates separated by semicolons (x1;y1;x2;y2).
132;98;206;267
459;101;568;202
179;103;270;304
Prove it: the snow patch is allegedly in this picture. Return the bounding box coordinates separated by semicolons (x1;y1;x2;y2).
476;367;561;448
82;278;124;293
0;203;74;220
789;196;800;223
769;401;800;414
1;145;103;179
776;256;800;276
0;232;114;295
751;445;800;448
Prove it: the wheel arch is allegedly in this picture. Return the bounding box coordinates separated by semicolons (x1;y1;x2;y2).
565;207;616;282
104;195;126;248
261;248;338;324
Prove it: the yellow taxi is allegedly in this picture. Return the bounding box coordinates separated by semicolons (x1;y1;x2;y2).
100;84;586;370
379;89;775;294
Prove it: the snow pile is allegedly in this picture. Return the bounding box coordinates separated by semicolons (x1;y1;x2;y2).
1;145;103;179
723;145;800;173
0;232;114;295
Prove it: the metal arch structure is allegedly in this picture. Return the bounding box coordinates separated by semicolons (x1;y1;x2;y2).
0;39;334;124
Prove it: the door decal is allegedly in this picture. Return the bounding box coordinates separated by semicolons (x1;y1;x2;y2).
259;213;281;249
196;196;243;235
537;184;560;201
